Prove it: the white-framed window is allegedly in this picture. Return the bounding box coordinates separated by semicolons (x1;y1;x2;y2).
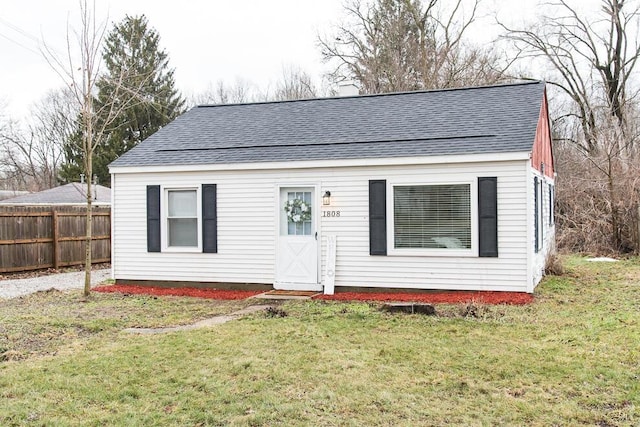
163;187;201;251
534;176;544;253
389;182;474;255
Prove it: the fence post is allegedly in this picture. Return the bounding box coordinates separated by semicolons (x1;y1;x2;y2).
52;209;59;270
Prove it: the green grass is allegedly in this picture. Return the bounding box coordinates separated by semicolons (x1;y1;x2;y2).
1;256;639;425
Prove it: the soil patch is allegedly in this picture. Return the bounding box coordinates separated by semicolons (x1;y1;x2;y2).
124;305;273;334
93;284;262;300
314;291;533;305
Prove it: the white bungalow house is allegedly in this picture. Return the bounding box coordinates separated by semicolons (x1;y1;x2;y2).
109;81;555;294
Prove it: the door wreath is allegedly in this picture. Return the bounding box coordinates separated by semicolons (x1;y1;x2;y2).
284;198;311;223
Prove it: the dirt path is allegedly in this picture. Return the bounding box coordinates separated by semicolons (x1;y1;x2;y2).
123;305;274;334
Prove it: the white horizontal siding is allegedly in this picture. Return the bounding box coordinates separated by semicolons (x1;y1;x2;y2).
529;168;556;289
113;160;531;292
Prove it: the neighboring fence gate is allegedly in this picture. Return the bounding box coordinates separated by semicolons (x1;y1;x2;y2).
0;206;111;273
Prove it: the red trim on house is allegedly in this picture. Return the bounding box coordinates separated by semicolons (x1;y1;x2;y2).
531;89;554;178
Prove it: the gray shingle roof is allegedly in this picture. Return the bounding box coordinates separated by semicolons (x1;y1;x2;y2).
110;81;545;168
0;183;111;205
0;190;29;201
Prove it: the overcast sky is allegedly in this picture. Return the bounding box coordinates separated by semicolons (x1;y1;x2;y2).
0;0;574;121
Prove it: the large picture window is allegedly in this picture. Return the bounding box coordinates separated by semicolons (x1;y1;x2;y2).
393;184;471;250
167;189;198;247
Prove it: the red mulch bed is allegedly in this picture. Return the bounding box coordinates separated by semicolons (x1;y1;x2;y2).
93;284;533;305
313;291;534;305
93;284;262;300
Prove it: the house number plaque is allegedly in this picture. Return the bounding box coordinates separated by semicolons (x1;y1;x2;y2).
322;211;341;217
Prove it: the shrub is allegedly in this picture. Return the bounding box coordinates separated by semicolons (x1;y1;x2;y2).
545;252;565;276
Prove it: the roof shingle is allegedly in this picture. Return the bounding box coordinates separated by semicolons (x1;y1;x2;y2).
110;81;545;168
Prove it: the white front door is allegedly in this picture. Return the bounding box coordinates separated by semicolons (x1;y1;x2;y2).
275;187;320;290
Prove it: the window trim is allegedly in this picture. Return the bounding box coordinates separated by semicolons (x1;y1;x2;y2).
386;179;478;257
537;177;544;252
534;175;545;253
548;183;555;226
161;185;202;252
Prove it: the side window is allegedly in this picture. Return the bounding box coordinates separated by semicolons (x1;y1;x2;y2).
147;184;216;253
166;189;198;248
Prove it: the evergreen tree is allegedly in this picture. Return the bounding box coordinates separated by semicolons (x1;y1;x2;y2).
59;118;84;184
60;14;185;185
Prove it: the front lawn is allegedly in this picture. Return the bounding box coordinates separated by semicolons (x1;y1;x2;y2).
1;257;638;425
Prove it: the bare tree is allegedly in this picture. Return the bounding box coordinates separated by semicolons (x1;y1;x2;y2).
32;89;78;185
191;67;323;106
0;100;16;190
0;98;7;134
42;1;151;295
0;122;50;191
190;78;258;106
555;114;640;252
271;66;318;101
319;0;507;93
0;88;77;191
502;0;640;252
501;0;640;154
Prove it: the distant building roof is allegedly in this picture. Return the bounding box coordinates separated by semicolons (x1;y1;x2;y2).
0;183;111;205
0;190;29;201
110;81;546;169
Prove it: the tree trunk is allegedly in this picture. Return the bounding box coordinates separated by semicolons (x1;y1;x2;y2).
83;106;93;297
607;168;621;251
84;168;92;296
636;204;640;254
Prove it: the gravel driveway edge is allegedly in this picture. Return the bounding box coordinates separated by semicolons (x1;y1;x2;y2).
0;269;111;299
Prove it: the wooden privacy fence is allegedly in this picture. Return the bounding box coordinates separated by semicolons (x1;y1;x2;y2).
0;206;111;273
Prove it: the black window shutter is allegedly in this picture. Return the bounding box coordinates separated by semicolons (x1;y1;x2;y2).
478;177;498;257
369;180;387;255
534;176;539;253
146;185;161;252
549;185;553;225
202;184;217;253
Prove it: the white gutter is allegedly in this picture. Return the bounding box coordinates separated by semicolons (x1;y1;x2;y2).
110;151;531;175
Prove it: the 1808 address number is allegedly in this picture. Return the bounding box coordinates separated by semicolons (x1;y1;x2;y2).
322;211;341;217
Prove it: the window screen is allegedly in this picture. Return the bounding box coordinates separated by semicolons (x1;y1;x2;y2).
394;184;471;249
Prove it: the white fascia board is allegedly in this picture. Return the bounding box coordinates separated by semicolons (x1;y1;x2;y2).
109;151;531;175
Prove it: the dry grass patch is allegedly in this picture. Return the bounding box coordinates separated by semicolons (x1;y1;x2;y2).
0;289;255;361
